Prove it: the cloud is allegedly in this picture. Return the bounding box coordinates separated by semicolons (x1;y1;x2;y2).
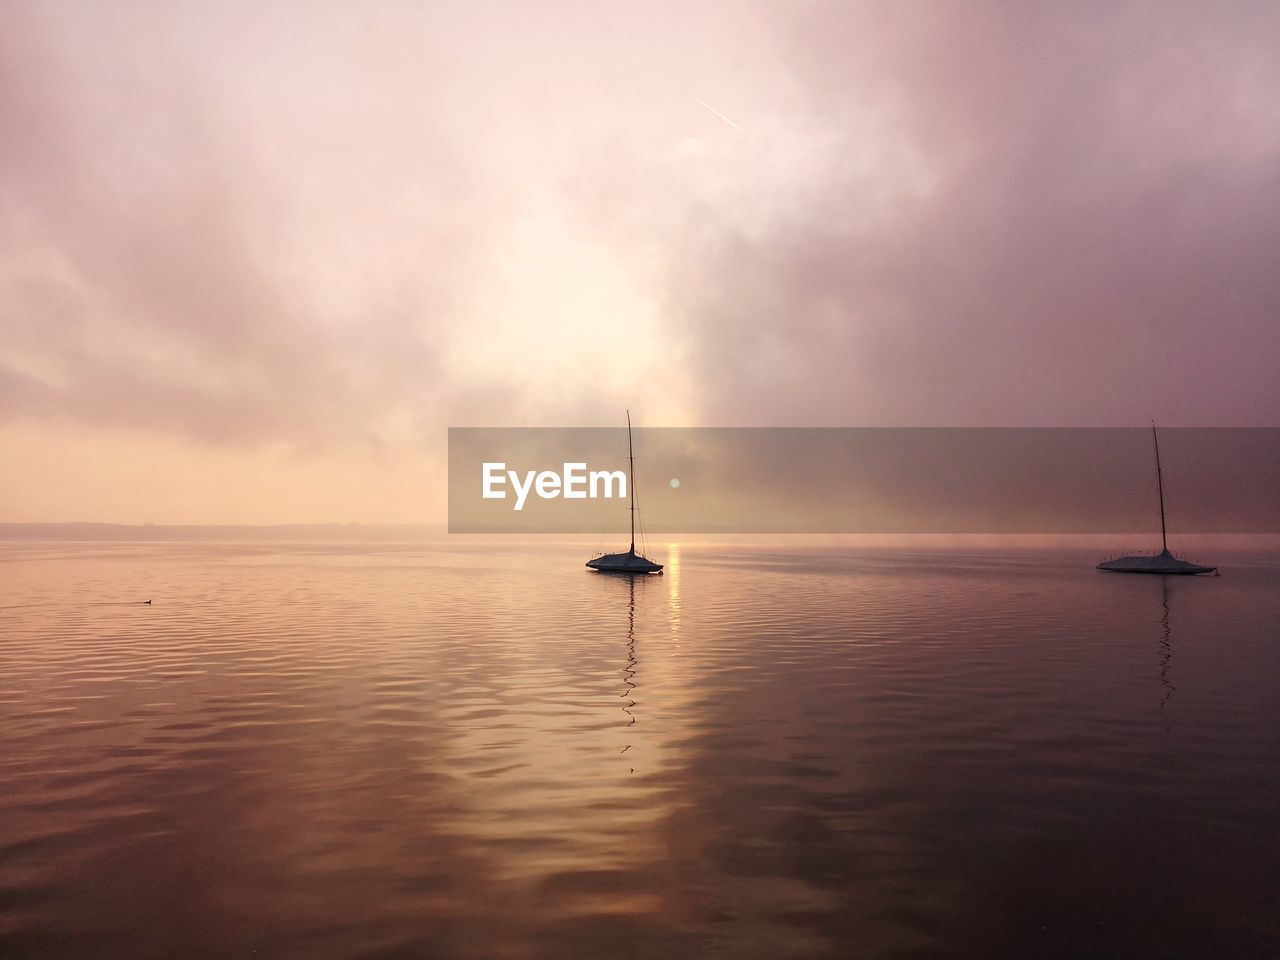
653;2;1280;425
1;1;1277;519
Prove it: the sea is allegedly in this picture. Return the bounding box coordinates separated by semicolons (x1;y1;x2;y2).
1;540;1277;959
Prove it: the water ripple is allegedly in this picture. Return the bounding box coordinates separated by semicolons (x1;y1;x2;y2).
0;541;1277;958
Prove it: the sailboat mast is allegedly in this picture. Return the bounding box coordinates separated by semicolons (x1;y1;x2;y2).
627;410;635;554
1152;422;1167;552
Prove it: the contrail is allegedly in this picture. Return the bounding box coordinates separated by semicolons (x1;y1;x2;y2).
693;97;742;131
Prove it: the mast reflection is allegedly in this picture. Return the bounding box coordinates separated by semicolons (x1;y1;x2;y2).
622;576;637;771
1158;577;1174;733
592;573;642;773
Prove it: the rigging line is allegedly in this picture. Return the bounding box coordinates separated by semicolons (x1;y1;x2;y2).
606;422;628;543
1115;462;1154;558
632;429;651;557
1112;431;1156;557
635;483;649;556
1156;451;1188;556
1124;480;1154;556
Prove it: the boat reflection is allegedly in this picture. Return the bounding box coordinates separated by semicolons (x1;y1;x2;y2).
592;565;686;777
622;576;637;771
1158;577;1174;732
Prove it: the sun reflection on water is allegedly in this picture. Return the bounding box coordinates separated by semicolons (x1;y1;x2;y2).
666;542;681;648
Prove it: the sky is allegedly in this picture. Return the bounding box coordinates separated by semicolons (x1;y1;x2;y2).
1;0;1278;523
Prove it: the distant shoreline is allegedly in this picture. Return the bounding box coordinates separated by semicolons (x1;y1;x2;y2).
0;523;448;542
2;524;1278;553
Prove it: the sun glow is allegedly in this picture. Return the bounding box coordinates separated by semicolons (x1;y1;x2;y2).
444;206;694;424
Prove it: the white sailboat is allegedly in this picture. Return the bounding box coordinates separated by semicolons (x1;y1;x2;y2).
1097;424;1216;575
586;412;663;574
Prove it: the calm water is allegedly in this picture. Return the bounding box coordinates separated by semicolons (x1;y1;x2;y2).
1;541;1278;959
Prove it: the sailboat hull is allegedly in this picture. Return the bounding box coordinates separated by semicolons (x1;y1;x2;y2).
586;551;663;574
1097;553;1216;575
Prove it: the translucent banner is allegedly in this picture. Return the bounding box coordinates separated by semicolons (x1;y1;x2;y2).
448;428;1280;534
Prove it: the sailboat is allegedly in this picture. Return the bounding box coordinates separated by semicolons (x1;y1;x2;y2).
586;412;663;574
1097;424;1216;575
